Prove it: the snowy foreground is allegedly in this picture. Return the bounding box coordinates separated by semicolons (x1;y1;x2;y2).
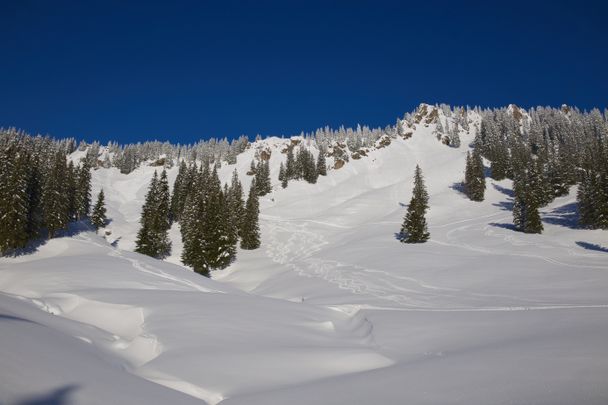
2;124;608;404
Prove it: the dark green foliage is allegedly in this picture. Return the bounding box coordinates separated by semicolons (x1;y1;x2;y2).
298;148;318;184
180;165;239;276
316;147;327;176
278;162;288;188
255;160;272;196
75;160;92;219
91;189;107;231
241;178;261;250
464;149;485;201
0;145;30;253
66;161;78;220
135;170;172;258
285;147;296;180
400;165;430;243
170;160;188;222
512;166;544;234
42;151;70;238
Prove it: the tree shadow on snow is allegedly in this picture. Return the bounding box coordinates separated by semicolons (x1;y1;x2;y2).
0;314;38;324
488;222;517;231
17;384;79;405
542;202;579;229
575;241;608;253
7;221;96;257
449;182;467;197
493;184;514;198
492;200;514;211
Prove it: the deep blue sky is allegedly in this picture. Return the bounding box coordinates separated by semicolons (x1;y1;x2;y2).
1;1;606;144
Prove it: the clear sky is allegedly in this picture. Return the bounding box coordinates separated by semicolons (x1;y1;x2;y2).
1;0;606;144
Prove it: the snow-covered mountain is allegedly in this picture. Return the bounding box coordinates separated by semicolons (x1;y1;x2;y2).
2;104;608;404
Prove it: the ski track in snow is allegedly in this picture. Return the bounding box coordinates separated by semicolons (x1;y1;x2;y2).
264;218;608;312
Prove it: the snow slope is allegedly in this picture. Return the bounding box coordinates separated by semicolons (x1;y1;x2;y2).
2;105;608;404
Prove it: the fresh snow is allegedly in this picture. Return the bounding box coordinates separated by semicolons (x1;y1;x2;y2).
2;108;608;404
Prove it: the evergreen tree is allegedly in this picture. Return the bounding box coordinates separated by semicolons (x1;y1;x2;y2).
316;147;327;176
135;170;172;258
75;160;92;219
241;178;260;250
180;168;209;276
202;167;236;270
66;161;78;220
0;146;30;254
512;167;544;234
91;189;107;231
256;161;272;196
227;169;245;234
170;160;188;221
400;165;430;243
42;151;70;238
278;162;287;188
285;147;296;179
463;149;485;201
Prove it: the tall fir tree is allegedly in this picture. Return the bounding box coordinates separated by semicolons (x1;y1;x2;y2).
256;161;272;196
66;161;78;220
75;160;92;219
91;189;107;231
316;147;327;176
0;146;30;253
227;169;245;236
241;178;261;250
278;162;287;188
42;151;70;238
180;166;209;276
285;147;296;179
463;149;485;201
400;165;430;243
134;170;172;258
512;167;544;234
170;160;188;221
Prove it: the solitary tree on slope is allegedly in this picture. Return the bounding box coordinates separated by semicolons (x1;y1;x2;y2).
400;165;430;243
91;189;107;232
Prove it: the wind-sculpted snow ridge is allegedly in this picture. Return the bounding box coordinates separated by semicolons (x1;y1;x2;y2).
2;103;608;404
0;233;393;404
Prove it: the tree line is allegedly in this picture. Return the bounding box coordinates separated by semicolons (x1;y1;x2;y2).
463;105;608;233
135;161;261;277
0;129;106;255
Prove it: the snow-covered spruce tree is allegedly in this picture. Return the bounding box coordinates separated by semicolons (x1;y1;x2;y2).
464;149;485;201
66;161;78;220
42;150;70;238
316;146;327;176
75;160;92;219
25;152;43;240
512;167;544;234
135;170;172;258
256;160;272;196
201;167;236;270
227;169;245;235
241;178;260;250
285;146;296;180
180;166;236;275
170;160;188;222
91;189;107;232
449;123;461;148
278;162;287;188
180;166;209;276
400;165;430;243
0;145;30;254
301;149;318;184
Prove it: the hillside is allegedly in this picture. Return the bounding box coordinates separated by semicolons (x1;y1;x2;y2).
1;104;608;404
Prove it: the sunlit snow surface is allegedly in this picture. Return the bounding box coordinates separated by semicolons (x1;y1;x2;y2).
2;114;608;404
